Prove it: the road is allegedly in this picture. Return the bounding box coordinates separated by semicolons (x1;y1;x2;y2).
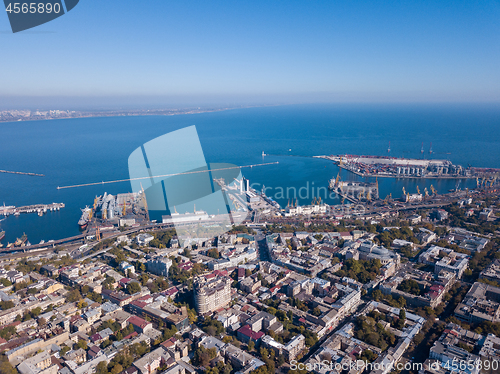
255;232;271;262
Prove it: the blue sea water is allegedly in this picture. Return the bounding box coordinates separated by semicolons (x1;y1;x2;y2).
0;103;499;244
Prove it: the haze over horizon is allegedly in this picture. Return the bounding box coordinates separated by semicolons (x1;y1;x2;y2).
1;0;500;109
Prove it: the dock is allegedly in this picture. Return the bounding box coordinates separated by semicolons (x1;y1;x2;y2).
314;154;492;179
0;202;65;216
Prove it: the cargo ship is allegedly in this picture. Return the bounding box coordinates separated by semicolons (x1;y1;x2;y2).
78;206;92;229
14;233;27;247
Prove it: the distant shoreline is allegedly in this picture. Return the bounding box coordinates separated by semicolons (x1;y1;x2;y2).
0;105;277;124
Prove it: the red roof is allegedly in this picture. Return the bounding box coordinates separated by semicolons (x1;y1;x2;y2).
90;333;102;343
123;331;138;340
130;301;147;309
162;287;179;296
70;315;83;323
127;315;150;329
161;337;177;348
238;325;264;340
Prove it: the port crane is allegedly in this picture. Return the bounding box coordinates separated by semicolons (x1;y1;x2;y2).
383;193;392;204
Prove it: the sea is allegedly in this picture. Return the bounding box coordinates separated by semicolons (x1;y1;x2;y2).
1;103;500;245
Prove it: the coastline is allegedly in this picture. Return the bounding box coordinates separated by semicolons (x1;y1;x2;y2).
0;104;277;124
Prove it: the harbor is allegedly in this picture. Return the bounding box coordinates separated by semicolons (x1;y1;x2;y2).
316;154;500;181
0;202;65;216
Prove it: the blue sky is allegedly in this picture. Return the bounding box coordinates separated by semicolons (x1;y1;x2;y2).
0;0;499;107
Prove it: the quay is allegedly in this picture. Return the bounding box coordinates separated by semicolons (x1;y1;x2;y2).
315;154;500;180
0;202;65;216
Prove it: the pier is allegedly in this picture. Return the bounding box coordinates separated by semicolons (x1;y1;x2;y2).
314;154;499;180
0;202;65;216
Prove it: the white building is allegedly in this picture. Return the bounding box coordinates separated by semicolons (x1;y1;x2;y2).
146;256;173;277
136;233;154;246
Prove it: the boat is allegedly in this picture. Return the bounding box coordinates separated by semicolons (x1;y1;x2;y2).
78;206;92;229
14;233;27;247
0;231;4;241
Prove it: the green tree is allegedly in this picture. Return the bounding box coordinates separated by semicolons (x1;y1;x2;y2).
76;339;88;350
0;278;12;287
126;281;141;294
0;301;14;311
207;248;220;259
95;361;109;374
66;289;82;303
399;309;406;322
110;364;123;374
60;345;70;356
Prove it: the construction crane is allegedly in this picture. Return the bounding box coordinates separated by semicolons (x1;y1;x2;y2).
424;187;429;197
416;186;420;195
430;185;436;195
